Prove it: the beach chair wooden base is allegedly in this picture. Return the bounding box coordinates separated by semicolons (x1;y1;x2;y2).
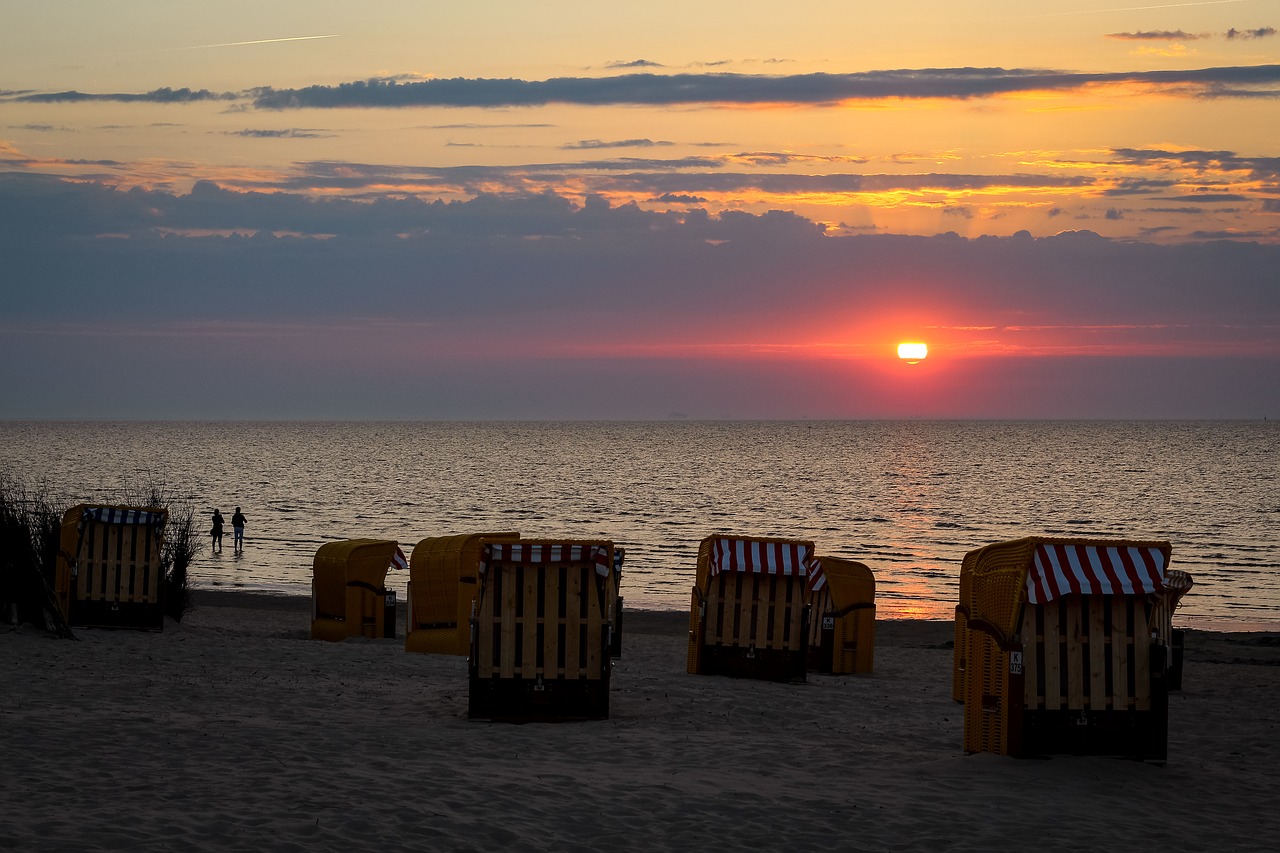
468;676;610;722
72;597;165;631
1021;707;1169;762
699;643;808;683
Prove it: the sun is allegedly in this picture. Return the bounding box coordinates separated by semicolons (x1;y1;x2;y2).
897;342;928;363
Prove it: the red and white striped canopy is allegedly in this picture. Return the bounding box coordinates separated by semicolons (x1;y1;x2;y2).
708;537;826;592
80;506;165;527
480;542;612;578
1026;542;1167;604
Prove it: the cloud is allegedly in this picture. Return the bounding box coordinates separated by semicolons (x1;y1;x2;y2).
1111;148;1280;182
562;138;675;150
1164;193;1250;202
243;66;1280;109
653;193;708;204
14;86;236;104
605;59;665;69
1106;28;1278;42
225;128;332;138
10;65;1280;110
1106;31;1207;41
1225;27;1277;40
3;171;1275;325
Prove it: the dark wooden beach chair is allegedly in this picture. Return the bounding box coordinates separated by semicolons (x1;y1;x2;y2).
404;531;519;655
687;535;819;682
806;555;876;674
54;504;169;630
310;538;400;641
953;537;1193;760
468;539;616;721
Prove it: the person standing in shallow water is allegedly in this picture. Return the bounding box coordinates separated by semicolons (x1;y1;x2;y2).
210;508;224;552
231;507;246;553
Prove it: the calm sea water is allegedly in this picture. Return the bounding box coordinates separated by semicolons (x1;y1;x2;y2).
2;420;1276;629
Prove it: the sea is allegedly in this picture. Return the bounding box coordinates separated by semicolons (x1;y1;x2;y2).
2;420;1276;630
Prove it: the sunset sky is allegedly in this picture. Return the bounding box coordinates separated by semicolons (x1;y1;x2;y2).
2;1;1277;419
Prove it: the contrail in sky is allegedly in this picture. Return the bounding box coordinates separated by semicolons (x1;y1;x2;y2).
182;34;340;49
1032;0;1244;15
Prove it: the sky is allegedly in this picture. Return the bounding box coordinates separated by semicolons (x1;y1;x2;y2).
1;0;1277;420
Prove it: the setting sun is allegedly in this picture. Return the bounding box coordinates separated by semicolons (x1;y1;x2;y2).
897;342;928;363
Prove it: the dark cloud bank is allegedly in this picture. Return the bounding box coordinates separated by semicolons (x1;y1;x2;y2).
11;65;1280;109
1;173;1276;419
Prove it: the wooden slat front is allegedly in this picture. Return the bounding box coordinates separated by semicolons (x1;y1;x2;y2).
1020;595;1161;713
1021;606;1040;708
500;568;517;678
1089;597;1107;707
545;565;561;676
564;564;583;675
78;522;162;604
702;572;809;655
756;575;772;649
1065;597;1084;710
521;566;538;675
1112;597;1129;709
1133;600;1151;711
719;574;737;645
1043;603;1061;709
585;566;602;678
475;559;607;681
770;576;787;649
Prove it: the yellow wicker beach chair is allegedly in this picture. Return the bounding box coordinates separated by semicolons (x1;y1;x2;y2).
310;538;400;642
806;556;876;674
954;536;1192;760
468;538;615;721
404;531;519;655
687;535;818;682
54;504;168;630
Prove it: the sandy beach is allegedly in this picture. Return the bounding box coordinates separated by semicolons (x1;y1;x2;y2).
3;590;1278;852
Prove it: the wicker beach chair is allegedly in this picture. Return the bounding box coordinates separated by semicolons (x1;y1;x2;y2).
404;531;519;655
310;538;401;642
954;537;1193;760
468;539;616;721
54;504;168;630
687;535;820;682
806;555;876;674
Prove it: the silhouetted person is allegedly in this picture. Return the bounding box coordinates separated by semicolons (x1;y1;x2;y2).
232;507;246;553
211;508;225;552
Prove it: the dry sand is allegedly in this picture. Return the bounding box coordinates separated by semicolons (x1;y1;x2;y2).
2;590;1278;852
